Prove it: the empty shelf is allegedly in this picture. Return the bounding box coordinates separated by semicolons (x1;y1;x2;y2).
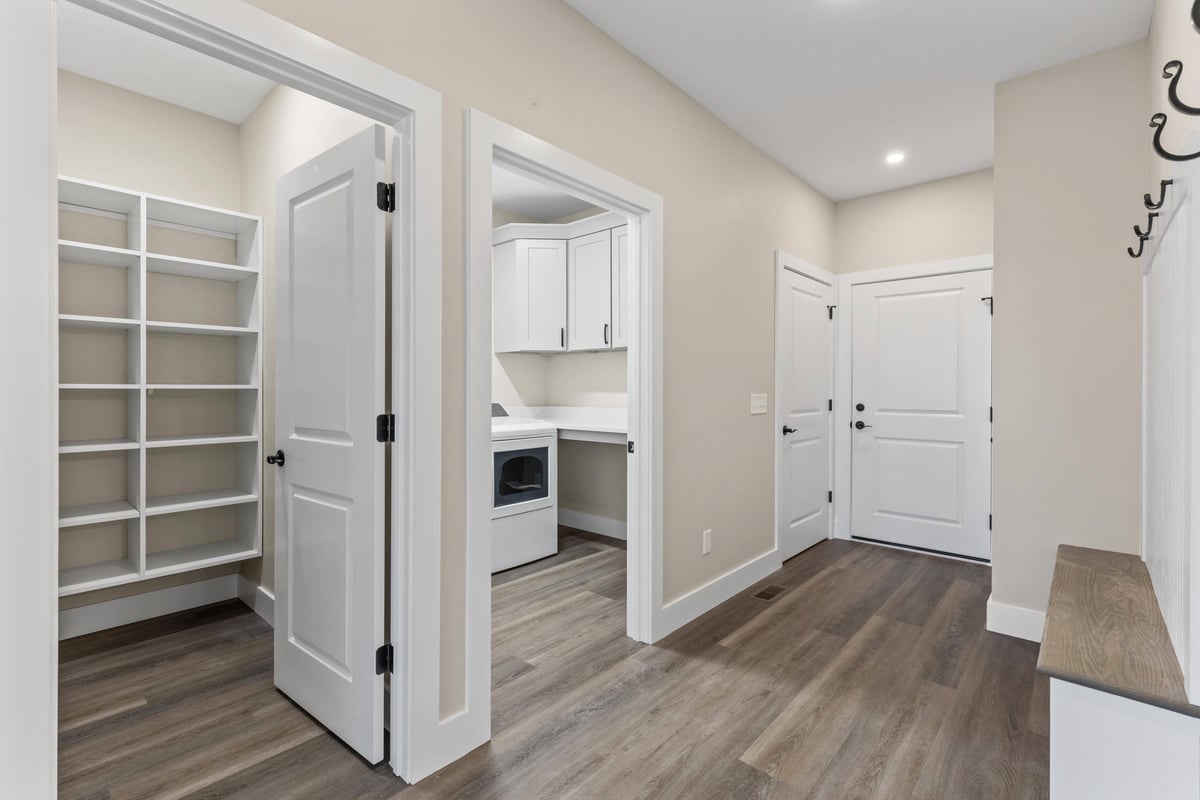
59;559;140;596
146;540;257;577
59;500;139;528
145;196;259;238
60;384;139;390
146;253;257;282
146;489;258;516
146;434;257;449
146;321;257;337
59;314;140;331
59;438;140;454
58;240;140;269
147;384;258;391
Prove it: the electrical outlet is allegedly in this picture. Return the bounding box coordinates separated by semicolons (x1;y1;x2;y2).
702;528;713;555
750;393;768;415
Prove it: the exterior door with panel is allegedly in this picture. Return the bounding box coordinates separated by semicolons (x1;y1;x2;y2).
273;124;387;763
778;266;834;560
849;270;992;560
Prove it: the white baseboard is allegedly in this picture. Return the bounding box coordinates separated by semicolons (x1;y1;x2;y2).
59;574;239;640
559;508;626;541
986;594;1046;643
238;574;275;627
653;549;783;641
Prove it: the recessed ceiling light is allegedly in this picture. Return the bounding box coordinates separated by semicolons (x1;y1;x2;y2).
885;151;906;165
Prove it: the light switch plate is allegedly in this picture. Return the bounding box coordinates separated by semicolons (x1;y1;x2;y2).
750;393;769;415
702;529;713;555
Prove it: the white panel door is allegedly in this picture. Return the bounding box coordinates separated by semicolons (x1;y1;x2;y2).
849;270;992;560
778;267;834;560
274;124;386;763
610;225;629;349
568;229;613;351
521;239;567;351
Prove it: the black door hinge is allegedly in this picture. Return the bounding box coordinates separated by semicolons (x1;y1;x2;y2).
981;296;993;315
375;643;394;675
627;440;635;454
827;305;836;320
828;490;833;503
376;413;395;443
377;181;396;213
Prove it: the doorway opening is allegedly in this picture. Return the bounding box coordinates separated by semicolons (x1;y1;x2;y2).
47;0;443;789
462;111;665;753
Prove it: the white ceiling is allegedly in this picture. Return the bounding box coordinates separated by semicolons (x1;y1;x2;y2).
493;166;601;221
58;2;275;124
564;0;1155;200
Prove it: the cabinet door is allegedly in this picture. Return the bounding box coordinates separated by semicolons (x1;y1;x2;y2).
568;229;613;351
610;225;629;349
521;239;567;351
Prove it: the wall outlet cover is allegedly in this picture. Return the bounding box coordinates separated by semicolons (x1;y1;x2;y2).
750;393;768;415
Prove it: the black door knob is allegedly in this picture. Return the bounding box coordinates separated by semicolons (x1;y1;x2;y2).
266;449;286;466
855;421;872;430
856;403;865;412
782;425;797;435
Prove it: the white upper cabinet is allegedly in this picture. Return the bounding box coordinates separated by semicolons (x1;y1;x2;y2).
494;238;567;353
610;225;629;349
567;229;613;351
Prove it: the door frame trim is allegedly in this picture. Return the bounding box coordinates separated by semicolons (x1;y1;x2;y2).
832;254;994;542
464;107;665;751
28;0;444;785
774;251;837;560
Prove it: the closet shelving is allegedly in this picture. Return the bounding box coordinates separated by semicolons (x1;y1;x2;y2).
57;176;263;595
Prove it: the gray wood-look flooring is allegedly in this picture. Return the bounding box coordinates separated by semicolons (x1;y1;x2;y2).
59;530;1048;800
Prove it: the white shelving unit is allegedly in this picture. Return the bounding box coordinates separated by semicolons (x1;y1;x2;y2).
57;176;263;597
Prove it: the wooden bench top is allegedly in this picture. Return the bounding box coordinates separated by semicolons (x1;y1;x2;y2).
1037;545;1196;717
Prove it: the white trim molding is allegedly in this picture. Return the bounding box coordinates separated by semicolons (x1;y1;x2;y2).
658;550;783;639
833;254;994;542
59;574;240;640
237;575;275;626
559;509;627;541
986;594;1046;643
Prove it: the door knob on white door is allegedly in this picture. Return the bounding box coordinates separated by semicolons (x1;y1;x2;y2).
854;421;872;430
782;425;797;435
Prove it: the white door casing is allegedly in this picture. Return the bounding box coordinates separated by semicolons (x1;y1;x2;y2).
848;270;992;560
611;225;630;349
777;263;834;560
568;229;613;351
274;124;387;763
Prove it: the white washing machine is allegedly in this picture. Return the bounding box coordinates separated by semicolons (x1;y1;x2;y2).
491;416;558;572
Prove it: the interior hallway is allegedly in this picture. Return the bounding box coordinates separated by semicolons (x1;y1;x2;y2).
58;531;1047;799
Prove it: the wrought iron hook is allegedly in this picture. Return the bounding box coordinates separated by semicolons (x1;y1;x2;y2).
1135;212;1160;239
1151;113;1200;162
1128;236;1148;259
1163;62;1200;116
1145;179;1174;210
1194;0;1200;32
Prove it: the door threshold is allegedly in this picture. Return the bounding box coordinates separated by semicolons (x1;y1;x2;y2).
850;535;991;565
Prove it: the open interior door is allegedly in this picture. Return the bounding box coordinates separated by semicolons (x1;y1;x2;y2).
273;124;387;763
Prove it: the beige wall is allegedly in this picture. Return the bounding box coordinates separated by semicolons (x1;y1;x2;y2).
58;70;241;210
237;84;375;591
991;41;1148;615
834;169;994;273
243;0;834;713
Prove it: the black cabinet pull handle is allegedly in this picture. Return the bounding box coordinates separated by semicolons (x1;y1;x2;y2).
561;327;565;348
604;323;609;345
266;449;285;466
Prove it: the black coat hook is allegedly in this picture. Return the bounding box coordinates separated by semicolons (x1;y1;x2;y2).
1135;212;1160;239
1145;179;1174;210
1163;62;1200;116
1194;0;1200;32
1128;236;1148;259
1151;113;1200;161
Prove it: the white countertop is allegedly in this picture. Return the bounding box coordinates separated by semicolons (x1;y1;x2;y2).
505;406;627;435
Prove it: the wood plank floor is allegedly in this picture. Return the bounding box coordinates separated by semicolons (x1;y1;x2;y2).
59;530;1048;799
